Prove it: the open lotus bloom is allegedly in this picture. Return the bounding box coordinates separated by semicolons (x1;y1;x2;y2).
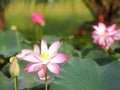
92;22;120;50
32;12;45;26
16;39;68;79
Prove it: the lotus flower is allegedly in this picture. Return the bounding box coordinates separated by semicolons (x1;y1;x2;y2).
16;39;68;79
32;13;45;26
92;22;120;50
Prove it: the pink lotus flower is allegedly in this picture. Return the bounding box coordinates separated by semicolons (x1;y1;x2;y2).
92;22;120;50
32;13;45;26
16;39;68;79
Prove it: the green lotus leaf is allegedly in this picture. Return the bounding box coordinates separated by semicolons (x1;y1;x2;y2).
0;30;24;57
50;59;120;90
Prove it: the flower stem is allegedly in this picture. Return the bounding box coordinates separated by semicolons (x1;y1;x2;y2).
14;76;18;90
15;31;21;52
35;25;43;41
39;25;43;41
35;25;39;41
45;71;48;90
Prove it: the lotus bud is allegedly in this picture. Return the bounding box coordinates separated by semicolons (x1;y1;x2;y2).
31;13;45;26
9;56;20;77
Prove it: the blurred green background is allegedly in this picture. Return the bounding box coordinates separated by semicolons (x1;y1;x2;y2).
4;0;93;39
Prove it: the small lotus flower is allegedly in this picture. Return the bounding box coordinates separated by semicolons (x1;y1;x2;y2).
9;56;20;77
92;22;120;50
32;12;45;26
16;39;68;79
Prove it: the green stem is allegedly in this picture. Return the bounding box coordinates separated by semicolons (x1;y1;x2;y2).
14;76;18;90
45;71;48;90
15;31;21;52
39;25;43;41
35;25;43;41
35;25;39;41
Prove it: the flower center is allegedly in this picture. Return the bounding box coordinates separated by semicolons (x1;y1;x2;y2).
101;31;105;36
40;53;50;61
101;31;108;38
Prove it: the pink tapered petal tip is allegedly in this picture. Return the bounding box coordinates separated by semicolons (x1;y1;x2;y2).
16;49;32;58
49;40;61;56
51;54;68;63
38;67;46;79
41;39;48;53
34;44;40;54
24;63;42;73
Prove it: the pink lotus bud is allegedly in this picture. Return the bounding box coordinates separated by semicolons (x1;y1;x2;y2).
32;13;45;26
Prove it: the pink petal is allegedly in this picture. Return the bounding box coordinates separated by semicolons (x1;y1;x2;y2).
93;26;99;31
114;30;120;40
108;30;117;36
107;37;114;45
47;63;60;74
107;24;116;32
38;66;46;79
34;44;40;54
49;40;61;56
93;25;105;34
50;54;68;63
24;63;43;73
92;34;100;42
92;31;99;35
98;37;105;46
98;22;106;31
92;31;101;43
41;39;48;53
32;13;44;24
16;49;33;58
100;37;114;49
93;22;105;32
16;50;39;63
105;37;114;49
